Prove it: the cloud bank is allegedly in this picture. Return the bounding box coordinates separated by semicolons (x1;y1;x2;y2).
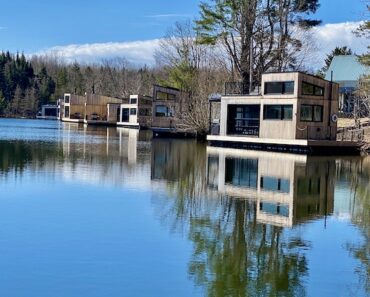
33;21;368;69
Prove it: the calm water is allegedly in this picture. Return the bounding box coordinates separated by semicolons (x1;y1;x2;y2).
0;118;369;297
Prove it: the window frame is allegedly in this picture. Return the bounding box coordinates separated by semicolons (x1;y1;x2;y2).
130;98;137;104
130;108;137;115
264;81;295;95
300;104;323;122
302;81;325;97
155;105;171;117
263;104;293;121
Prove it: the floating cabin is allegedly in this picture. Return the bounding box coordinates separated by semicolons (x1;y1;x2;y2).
208;72;361;154
151;85;192;137
36;104;59;120
206;147;335;228
60;93;127;125
117;95;152;129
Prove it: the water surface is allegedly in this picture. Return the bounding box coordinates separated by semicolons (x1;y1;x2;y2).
0;118;368;297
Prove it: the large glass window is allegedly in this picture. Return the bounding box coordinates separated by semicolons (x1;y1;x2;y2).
263;105;293;120
265;81;294;95
227;105;260;136
302;82;324;96
300;105;323;122
155;105;171;117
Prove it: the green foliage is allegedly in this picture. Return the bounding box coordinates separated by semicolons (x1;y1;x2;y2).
0;51;55;117
196;0;321;82
317;46;353;77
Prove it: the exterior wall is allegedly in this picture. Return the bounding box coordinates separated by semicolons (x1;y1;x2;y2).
295;73;339;140
63;93;125;123
107;104;121;123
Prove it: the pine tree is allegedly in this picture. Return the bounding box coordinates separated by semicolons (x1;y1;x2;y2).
318;46;353;77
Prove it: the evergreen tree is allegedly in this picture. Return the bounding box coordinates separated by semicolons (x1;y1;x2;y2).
318;46;353;77
196;0;321;84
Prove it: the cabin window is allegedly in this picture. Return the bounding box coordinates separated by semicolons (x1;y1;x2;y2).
64;95;70;104
264;81;294;95
263;105;293;120
130;98;137;104
156;91;176;100
227;105;260;136
155;105;171;117
300;105;323;122
130;108;137;115
302;82;324;96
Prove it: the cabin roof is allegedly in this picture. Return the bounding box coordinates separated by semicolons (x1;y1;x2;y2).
325;55;369;82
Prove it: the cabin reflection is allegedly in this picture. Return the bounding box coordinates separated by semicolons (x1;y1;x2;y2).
207;147;335;227
61;123;151;165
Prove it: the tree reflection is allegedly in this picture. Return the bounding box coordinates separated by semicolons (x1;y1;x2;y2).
338;158;370;293
151;145;315;296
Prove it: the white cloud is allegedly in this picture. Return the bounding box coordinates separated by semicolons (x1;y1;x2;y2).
311;21;368;68
32;21;368;69
34;39;161;66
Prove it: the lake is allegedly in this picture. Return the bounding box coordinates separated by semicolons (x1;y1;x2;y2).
0;118;368;297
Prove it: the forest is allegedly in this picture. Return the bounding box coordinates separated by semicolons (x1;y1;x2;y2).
0;0;368;125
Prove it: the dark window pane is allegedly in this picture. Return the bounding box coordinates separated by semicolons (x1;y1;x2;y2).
227;105;260;136
130;108;137;115
265;82;283;94
313;105;323;122
283;105;293;120
64;106;70;118
284;81;295;94
314;86;324;96
64;95;70;103
302;82;314;95
130;98;137;104
300;105;313;121
264;105;293;120
264;105;282;119
155;105;170;117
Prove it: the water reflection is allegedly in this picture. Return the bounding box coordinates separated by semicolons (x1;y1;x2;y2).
0;120;369;296
207;148;336;228
151;142;369;296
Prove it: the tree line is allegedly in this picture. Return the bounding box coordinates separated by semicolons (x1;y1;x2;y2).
0;0;368;127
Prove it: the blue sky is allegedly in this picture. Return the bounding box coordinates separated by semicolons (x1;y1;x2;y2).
0;0;368;67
